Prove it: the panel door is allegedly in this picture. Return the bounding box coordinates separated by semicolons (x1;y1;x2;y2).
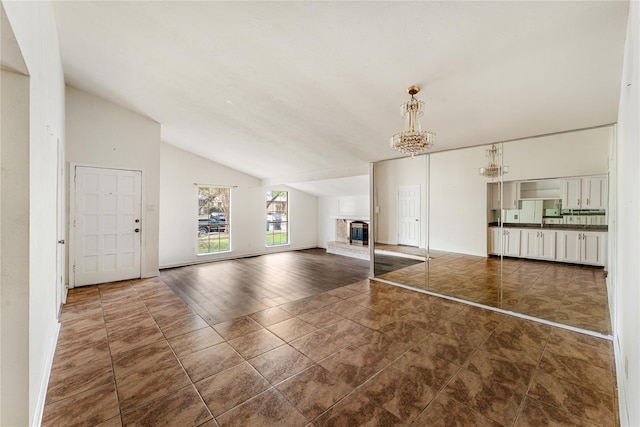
503;182;519;209
503;228;521;257
560;231;581;263
562;178;582;209
488;228;501;255
583;176;608;209
582;232;604;266
398;186;420;247
538;230;557;260
74;166;142;286
520;230;539;258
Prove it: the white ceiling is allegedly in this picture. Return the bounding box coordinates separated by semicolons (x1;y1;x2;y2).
52;1;628;196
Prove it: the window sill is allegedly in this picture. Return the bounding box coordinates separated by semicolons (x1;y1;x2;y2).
197;250;232;256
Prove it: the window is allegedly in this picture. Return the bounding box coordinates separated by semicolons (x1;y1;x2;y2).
198;186;230;254
266;190;288;246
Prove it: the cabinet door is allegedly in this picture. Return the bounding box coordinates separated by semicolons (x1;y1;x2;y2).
583;176;608;209
562;178;582;209
504;229;520;256
538;230;557;260
488;183;500;210
503;182;519;209
560;231;581;263
488;228;501;255
582;232;604;266
520;230;539;258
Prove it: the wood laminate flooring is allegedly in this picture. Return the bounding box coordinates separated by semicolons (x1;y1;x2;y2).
160;248;370;324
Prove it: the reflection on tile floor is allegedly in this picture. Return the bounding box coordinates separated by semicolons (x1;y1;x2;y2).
376;248;611;335
43;276;618;426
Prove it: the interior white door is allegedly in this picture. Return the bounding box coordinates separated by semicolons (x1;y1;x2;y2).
398;185;420;247
73;166;142;286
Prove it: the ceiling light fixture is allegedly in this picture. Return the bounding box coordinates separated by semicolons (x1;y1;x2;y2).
479;144;509;178
389;85;436;157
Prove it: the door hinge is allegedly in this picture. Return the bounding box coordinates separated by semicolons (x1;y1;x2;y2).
73;265;76;273
73;219;76;227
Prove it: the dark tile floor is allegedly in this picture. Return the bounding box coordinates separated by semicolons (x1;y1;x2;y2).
42;251;618;426
375;247;611;335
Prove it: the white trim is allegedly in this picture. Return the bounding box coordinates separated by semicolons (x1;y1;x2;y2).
32;322;60;427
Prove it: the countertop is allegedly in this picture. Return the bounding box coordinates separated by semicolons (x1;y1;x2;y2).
488;222;608;232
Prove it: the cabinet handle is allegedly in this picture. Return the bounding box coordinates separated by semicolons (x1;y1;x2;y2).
586;198;590;206
577;198;580;206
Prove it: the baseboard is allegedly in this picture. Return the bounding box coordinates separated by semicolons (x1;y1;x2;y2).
32;321;60;427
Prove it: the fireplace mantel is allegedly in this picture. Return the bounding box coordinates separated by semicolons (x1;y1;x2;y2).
330;215;370;221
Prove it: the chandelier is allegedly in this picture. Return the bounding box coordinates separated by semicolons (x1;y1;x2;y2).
479;144;509;178
389;86;436;157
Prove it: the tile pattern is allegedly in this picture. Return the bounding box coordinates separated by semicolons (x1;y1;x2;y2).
43;252;618;426
376;247;611;334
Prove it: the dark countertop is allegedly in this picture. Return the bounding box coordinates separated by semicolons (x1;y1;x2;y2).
488;222;608;232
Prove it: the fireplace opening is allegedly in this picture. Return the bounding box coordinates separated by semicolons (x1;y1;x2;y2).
349;221;369;245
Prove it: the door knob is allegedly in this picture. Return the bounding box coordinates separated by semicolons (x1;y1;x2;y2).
135;219;140;223
134;228;140;233
58;239;65;244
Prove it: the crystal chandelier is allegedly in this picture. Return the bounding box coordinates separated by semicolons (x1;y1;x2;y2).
389;86;436;157
479;144;509;178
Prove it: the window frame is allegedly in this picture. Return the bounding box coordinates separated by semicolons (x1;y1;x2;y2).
266;190;289;247
197;185;232;255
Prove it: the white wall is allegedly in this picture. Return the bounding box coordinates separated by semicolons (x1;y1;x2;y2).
1;1;65;425
375;126;612;256
614;2;639;425
66;86;161;279
159;143;318;267
429;145;489;255
317;195;369;248
502;126;611;181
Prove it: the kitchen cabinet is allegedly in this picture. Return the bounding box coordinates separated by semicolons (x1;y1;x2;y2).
488;227;520;256
488;228;501;255
521;229;556;260
559;231;606;266
488;182;519;210
562;175;608;209
503;182;519;209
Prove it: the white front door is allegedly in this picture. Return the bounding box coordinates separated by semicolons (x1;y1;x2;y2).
73;166;142;286
398;185;420;247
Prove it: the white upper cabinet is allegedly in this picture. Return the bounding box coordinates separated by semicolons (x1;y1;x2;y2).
562;178;583;209
562;175;608;209
503;182;519;209
582;176;608;209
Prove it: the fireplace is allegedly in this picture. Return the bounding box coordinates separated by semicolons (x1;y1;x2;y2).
349;221;369;245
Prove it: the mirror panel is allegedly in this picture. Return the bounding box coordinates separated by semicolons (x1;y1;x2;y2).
373;126;613;336
373;156;428;290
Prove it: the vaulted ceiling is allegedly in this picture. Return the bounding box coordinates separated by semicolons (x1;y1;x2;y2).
53;1;629;195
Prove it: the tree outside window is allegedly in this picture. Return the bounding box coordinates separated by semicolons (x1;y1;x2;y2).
266;191;288;246
198;186;230;253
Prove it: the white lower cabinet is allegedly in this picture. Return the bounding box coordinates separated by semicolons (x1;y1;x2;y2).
521;229;556;260
559;231;606;266
489;227;606;266
488;227;520;256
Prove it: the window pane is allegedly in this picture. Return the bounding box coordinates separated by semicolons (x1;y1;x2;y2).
266;190;288;246
198;186;231;254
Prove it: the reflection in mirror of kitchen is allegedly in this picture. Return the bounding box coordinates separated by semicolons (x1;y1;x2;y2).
487;175;607;226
